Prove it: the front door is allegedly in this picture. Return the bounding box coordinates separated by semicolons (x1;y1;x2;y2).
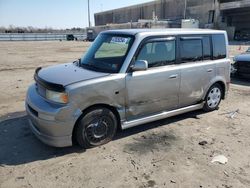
125;37;180;121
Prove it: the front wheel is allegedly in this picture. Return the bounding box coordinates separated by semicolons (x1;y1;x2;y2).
203;84;223;112
76;107;117;149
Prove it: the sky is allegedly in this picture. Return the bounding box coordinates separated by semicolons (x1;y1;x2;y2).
0;0;153;29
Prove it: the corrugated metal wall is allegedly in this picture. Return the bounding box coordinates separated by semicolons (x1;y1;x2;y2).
94;0;250;40
95;0;186;26
94;0;250;31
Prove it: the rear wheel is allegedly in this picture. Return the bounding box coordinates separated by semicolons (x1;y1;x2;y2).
76;107;117;148
203;84;223;112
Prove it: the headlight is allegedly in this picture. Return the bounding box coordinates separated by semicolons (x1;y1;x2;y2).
45;89;68;104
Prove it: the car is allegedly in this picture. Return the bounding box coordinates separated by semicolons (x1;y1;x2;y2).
26;29;230;148
66;34;76;41
233;47;250;79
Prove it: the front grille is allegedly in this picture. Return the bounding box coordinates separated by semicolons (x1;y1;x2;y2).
237;62;250;72
28;105;38;117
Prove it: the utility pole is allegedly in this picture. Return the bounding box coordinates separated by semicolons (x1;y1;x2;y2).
184;0;187;19
88;0;91;27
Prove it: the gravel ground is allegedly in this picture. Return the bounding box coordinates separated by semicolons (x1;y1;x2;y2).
0;41;250;188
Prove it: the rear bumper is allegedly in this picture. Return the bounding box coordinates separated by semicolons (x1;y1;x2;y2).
25;84;82;147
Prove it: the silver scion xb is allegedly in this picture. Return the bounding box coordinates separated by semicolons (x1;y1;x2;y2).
26;29;230;148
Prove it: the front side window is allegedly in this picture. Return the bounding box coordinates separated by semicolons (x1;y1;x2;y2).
80;34;134;73
136;40;176;68
180;39;203;63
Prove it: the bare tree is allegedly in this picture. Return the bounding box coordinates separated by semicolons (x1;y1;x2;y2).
0;25;86;33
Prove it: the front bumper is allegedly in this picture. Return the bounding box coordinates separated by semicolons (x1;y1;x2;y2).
26;84;81;147
234;61;250;79
28;119;72;147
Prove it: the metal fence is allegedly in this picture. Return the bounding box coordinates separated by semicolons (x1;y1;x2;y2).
0;33;87;41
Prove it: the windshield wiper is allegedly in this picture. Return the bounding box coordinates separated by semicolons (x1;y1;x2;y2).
73;58;81;67
81;62;102;72
81;63;93;69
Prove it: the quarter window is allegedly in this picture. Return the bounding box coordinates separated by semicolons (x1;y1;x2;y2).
136;40;176;68
180;39;203;63
212;34;226;60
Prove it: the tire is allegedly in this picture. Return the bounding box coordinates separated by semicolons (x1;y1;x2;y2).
203;84;223;112
76;107;117;149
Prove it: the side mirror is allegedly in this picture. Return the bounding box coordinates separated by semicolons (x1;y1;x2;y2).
131;60;148;72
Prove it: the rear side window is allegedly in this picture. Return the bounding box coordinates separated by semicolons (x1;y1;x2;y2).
212;34;226;59
180;39;202;63
203;36;212;60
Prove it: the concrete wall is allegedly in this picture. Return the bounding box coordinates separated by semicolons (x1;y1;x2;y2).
186;0;215;28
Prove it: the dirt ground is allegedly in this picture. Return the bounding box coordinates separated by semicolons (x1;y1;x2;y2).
0;41;250;188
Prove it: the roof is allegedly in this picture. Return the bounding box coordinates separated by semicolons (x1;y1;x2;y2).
101;29;226;36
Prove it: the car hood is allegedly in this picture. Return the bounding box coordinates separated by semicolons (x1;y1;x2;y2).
38;63;110;86
234;53;250;62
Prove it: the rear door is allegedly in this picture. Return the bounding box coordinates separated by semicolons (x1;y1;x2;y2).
178;35;216;107
125;37;180;120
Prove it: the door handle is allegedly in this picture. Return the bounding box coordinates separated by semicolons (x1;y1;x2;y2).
207;69;213;73
169;74;178;79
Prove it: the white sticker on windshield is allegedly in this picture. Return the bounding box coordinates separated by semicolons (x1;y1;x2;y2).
110;37;128;44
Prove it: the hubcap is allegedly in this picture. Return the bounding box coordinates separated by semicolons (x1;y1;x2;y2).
92;120;108;138
85;116;111;144
207;87;221;108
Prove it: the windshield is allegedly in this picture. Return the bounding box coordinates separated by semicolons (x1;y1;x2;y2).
80;34;134;73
